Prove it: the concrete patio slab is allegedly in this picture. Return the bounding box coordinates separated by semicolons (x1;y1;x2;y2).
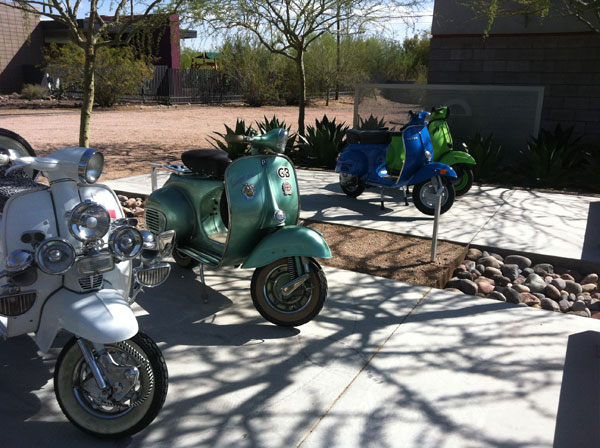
2;266;599;447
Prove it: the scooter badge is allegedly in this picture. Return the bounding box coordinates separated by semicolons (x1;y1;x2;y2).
282;181;292;195
242;183;255;199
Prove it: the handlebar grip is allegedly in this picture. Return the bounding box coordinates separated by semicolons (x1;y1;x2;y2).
0;154;10;166
224;134;246;144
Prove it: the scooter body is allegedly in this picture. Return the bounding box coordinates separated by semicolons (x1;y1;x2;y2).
336;111;458;215
0;137;174;438
145;128;331;327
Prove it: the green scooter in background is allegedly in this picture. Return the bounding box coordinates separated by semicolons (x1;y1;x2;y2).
386;106;476;196
145;128;331;327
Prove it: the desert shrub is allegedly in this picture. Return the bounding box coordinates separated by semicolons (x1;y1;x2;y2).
579;145;600;192
45;43;154;107
298;115;348;168
255;115;297;153
519;125;583;187
209;119;256;159
462;132;502;182
358;114;387;130
20;84;48;100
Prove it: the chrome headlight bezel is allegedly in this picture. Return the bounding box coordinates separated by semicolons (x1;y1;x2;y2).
68;201;111;243
35;238;75;275
78;148;104;184
109;225;143;261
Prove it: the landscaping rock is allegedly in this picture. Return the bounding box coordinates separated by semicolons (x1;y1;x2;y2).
483;266;502;278
544;284;561;301
533;293;546;301
550;278;566;290
523;267;535;276
488;291;506;302
581;273;598;285
558;299;571;313
513;284;530;293
489;252;504;262
466;248;482;260
569;310;591;318
582;283;598;293
446;278;478;296
588;299;600;312
475;279;495;295
522;293;541;307
525;274;547;294
504;255;532;270
560;273;575;282
540;297;559;311
571;300;588;313
456;271;473;280
476;264;485;274
564;280;583;295
496;287;522;304
464;260;476;271
533;263;554;276
492;275;511;287
501;264;520;282
478;256;502;269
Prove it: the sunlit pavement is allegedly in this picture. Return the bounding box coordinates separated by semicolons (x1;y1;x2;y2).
2;265;599;447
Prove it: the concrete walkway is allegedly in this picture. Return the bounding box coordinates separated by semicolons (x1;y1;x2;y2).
2;265;600;447
106;168;600;262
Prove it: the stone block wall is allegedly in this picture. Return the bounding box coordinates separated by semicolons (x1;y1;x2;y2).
428;32;600;144
0;4;44;94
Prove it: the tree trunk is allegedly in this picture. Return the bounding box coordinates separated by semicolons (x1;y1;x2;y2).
79;44;96;147
325;85;330;106
296;51;306;136
335;5;340;101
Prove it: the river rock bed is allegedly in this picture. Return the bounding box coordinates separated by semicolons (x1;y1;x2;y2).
445;248;600;318
117;194;145;217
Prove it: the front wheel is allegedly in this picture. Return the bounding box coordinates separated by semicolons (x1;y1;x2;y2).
251;257;327;327
452;165;474;197
339;173;365;198
54;332;168;438
172;244;199;269
412;177;455;216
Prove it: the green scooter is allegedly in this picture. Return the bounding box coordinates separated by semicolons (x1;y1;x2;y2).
144;128;332;327
386;106;476;196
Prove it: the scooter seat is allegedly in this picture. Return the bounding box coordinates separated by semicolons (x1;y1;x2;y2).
346;129;391;145
181;149;232;179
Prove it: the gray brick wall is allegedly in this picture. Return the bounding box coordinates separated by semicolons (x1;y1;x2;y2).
428;33;600;144
0;4;44;94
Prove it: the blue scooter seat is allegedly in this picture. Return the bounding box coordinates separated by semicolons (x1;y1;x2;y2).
181;149;232;179
346;129;391;145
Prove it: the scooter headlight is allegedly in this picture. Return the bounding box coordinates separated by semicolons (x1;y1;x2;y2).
69;201;111;242
78;149;104;184
35;238;75;274
109;226;143;260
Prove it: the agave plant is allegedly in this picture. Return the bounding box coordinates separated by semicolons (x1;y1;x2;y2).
462;132;502;182
519;125;583;187
209;119;257;159
298;115;349;168
358;114;387;130
255;115;297;153
580;146;600;192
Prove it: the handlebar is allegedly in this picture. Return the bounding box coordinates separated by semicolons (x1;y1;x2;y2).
224;134;249;144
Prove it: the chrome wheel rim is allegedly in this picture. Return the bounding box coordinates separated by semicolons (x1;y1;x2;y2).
419;181;448;209
263;264;313;313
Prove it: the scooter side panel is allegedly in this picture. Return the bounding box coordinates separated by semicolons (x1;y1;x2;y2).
241;225;332;269
145;180;196;241
438;149;476;167
35;288;138;352
221;155;300;267
335;146;369;176
410;162;458;185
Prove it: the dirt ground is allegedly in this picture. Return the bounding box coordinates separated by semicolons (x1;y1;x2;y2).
0;100;466;286
0;99;355;180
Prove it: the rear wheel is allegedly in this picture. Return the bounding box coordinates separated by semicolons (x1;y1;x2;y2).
412;177;455;216
339;173;365;197
54;332;168;438
452;165;474;197
251;257;327;327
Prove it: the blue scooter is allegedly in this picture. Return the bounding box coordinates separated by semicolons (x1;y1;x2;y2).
335;111;457;215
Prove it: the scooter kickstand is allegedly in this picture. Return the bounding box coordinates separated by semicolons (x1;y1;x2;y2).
380;187;385;210
404;186;409;206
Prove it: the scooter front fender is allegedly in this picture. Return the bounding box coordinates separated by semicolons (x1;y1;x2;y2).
35;289;138;353
438;150;476;167
410;162;457;186
241;225;332;269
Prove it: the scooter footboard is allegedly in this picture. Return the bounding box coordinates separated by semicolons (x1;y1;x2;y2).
410;162;457;185
241;225;332;268
35;289;138;352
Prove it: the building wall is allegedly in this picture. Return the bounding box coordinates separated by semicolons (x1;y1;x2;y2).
0;4;44;94
428;0;600;144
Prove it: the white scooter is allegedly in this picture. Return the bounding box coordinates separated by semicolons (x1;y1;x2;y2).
0;129;174;438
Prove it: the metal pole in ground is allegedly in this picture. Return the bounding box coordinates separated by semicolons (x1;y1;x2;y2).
430;179;443;262
151;164;161;192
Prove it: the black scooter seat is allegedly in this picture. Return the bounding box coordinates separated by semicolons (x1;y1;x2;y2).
181;149;232;179
346;129;391;145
